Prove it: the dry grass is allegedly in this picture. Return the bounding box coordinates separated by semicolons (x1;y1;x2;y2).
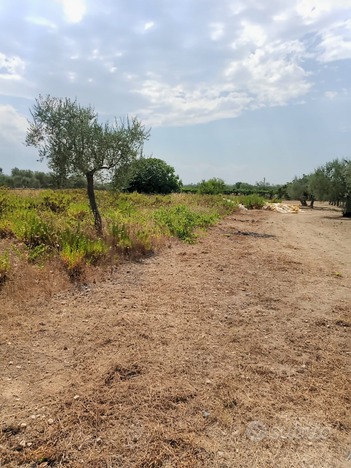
0;208;350;467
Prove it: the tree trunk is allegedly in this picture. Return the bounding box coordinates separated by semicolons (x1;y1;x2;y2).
310;198;314;208
300;199;307;206
343;195;351;218
86;172;102;234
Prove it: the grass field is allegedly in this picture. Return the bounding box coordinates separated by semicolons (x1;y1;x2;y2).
0;189;265;293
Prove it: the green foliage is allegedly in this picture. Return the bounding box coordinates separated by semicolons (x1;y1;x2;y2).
154;204;217;242
41;191;71;213
13;214;57;248
288;158;351;215
0;249;10;283
125;158;182;194
237;194;266;209
198;178;226;195
25;95;150;230
0;189;268;280
27;245;50;263
287;175;312;205
0;168;90;189
109;222;133;248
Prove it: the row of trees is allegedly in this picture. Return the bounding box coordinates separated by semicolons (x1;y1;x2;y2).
183;178;287;198
0;167;89;189
287;158;351;216
0;159;181;193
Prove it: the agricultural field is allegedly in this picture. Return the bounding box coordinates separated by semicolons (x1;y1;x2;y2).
0;193;350;467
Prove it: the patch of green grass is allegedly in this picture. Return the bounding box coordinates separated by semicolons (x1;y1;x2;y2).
0;189;266;279
154;204;217;242
237;194;266;209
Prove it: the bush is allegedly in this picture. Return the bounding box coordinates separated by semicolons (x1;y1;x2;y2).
197;178;226;195
154;204;217;242
238;194;266;209
126;158;182;194
0;250;10;284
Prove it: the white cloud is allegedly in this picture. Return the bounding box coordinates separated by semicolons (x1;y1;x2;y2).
0;53;27;96
273;13;288;22
325;91;338;99
317;20;351;62
210;23;224;41
0;105;28;144
134;81;253;126
61;0;85;23
144;22;154;30
233;21;266;48
134;36;312;127
0;52;25;78
26;17;57;28
296;0;351;22
226;40;311;106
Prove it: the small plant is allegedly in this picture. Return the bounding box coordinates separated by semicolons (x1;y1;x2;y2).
137;230;152;250
0;220;14;239
238;194;265;209
109;222;133;248
11;244;22;258
0;249;10;284
27;244;49;263
154;204;217;242
14;214;56;248
270;198;282;204
60;247;85;278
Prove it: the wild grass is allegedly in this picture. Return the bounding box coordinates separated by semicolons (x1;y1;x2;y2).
0;189;265;290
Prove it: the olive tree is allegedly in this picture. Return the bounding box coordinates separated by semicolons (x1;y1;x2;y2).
25;95;150;232
286;175;313;206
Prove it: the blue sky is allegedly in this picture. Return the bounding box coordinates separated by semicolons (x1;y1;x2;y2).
0;0;350;184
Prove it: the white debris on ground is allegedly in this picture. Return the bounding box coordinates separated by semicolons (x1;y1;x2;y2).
223;199;249;210
263;203;299;214
223;198;300;213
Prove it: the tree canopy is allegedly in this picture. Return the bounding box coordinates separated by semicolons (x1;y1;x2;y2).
125;158;182;194
25;95;150;231
287;158;351;216
197;178;227;195
287;174;312;206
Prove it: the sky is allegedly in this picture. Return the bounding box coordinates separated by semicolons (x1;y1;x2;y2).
0;0;351;185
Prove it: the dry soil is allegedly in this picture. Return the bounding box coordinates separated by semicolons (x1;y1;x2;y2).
0;202;350;467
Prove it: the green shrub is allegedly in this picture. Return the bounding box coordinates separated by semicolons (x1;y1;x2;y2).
238;194;265;209
108;222;133;248
154;204;217;242
41;191;71;213
13;214;57;248
0;250;10;284
198;178;227;195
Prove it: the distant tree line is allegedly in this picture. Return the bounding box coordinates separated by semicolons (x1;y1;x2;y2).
182;178;288;199
0;167;109;190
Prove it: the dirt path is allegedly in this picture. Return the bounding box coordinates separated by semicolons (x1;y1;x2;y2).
1;204;350;467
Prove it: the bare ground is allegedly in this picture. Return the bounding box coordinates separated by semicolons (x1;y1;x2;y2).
1;202;350;467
